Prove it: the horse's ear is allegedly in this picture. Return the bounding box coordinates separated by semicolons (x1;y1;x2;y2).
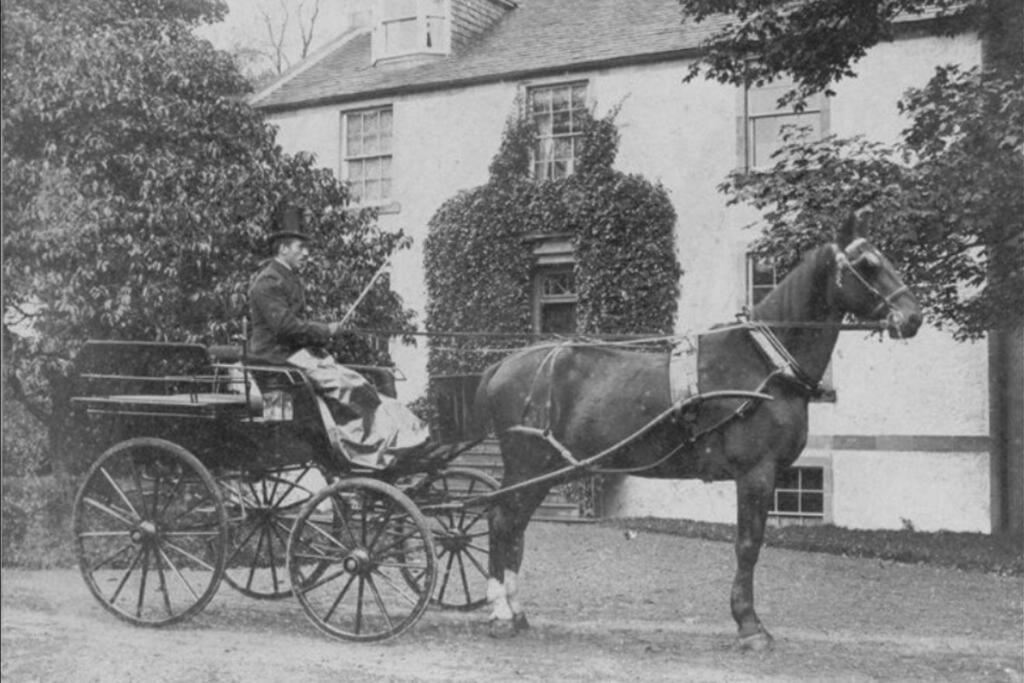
836;209;865;248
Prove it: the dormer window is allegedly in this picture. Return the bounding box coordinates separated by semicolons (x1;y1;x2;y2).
373;0;450;64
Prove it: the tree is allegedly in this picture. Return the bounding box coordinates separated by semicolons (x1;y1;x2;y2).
679;0;1024;531
679;0;1023;339
2;0;414;475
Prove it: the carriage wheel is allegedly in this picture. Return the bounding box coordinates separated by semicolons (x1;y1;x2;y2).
220;468;318;599
287;478;437;642
72;437;227;627
409;467;496;611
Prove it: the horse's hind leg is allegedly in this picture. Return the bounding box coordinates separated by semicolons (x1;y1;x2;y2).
731;458;777;651
487;483;550;638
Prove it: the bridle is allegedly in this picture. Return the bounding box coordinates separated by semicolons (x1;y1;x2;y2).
831;237;911;320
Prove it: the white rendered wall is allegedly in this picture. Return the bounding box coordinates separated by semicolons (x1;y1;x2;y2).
266;30;992;531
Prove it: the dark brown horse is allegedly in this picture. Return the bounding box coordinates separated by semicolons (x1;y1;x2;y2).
473;213;922;649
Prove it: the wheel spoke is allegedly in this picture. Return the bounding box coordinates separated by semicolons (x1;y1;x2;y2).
155;543;202;601
96;470;141;521
109;547;142;605
162;538;217;571
321;572;357;623
81;497;137;528
365;574;396;631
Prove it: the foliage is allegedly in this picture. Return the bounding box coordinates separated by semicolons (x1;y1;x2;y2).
679;1;1023;340
1;0;416;473
677;1;1017;107
424;106;681;378
720;64;1023;339
609;517;1024;576
1;475;75;569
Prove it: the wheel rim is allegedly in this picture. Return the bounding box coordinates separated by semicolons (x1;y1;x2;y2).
221;468;317;599
410;468;495;611
288;478;436;642
72;438;227;627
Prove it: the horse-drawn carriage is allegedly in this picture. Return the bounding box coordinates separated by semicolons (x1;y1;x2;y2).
69;340;497;642
70;216;923;647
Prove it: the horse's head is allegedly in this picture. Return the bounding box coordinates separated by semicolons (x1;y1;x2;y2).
828;212;923;338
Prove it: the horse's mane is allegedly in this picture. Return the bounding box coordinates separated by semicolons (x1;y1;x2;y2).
752;243;834;321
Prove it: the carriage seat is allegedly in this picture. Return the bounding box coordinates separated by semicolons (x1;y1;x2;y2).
208;344;245;363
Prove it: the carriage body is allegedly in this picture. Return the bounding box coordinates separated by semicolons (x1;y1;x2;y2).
69;340;496;642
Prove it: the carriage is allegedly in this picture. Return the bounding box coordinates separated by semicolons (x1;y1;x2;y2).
69;339;498;642
69;214;922;648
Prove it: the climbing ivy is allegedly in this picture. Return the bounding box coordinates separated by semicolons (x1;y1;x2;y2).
424;104;682;378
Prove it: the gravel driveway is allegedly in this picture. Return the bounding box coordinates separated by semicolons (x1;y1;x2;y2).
2;522;1022;682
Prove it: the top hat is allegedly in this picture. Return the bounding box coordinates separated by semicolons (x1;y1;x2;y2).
268;204;312;245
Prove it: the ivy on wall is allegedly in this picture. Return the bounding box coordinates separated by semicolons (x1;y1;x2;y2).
424;103;682;378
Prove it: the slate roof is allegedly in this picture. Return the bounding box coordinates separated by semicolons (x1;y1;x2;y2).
251;0;729;112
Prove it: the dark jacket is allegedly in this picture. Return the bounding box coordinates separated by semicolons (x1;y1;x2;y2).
248;259;331;364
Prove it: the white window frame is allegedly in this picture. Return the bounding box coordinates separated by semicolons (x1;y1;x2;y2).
341;105;394;207
372;0;450;64
739;79;829;171
526;81;589;181
768;457;833;527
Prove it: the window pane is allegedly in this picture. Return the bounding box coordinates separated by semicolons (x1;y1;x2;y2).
801;467;824;490
802;492;824;514
552;160;569;179
380;178;392;199
348;160;365;181
541;302;576;334
552;87;570;111
532;88;552;114
385;18;418;52
553;137;573;160
552;110;572;135
776;467;800;489
751;112;820;167
775;491;800;513
571;84;587;110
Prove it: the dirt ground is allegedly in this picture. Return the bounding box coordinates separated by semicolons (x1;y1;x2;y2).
2;522;1022;682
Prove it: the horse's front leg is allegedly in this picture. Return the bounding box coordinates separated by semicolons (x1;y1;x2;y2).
731;458;777;651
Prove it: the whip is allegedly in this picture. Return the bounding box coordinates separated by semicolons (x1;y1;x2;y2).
339;251;396;327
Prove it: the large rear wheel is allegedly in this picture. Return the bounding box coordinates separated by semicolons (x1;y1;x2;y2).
72;438;227;626
287;478;436;642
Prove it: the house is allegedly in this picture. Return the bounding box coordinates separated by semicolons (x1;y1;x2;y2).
250;0;1006;533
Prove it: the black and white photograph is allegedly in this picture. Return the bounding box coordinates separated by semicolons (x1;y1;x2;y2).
2;1;1022;680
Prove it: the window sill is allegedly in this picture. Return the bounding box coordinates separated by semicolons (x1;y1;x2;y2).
346;201;402;215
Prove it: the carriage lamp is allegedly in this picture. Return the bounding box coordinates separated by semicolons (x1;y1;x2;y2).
262;390;294;421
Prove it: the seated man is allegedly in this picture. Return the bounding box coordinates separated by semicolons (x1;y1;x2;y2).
247;204;428;467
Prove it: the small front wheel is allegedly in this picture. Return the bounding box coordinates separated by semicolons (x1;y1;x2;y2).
287;478;436;642
407;467;496;611
72;438;227;626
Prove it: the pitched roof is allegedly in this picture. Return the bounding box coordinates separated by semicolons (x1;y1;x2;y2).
252;0;727;112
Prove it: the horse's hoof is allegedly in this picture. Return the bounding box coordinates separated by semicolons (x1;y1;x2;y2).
735;628;774;653
513;612;530;632
488;618;518;639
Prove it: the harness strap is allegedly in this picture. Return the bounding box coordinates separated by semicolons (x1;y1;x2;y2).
747;322;824;398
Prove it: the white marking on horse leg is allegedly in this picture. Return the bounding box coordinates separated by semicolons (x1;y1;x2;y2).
487;576;513;621
504;570;522;615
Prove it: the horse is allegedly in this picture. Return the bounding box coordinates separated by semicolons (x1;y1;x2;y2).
472;211;923;649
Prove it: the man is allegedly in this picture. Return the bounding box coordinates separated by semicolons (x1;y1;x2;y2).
248;204;428;466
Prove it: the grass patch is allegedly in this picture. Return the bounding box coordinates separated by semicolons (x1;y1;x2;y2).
1;476;76;569
605;517;1024;576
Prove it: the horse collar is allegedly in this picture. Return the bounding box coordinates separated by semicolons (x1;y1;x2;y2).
747;323;824;398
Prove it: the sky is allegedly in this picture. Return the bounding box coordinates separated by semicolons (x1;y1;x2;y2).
196;0;359;77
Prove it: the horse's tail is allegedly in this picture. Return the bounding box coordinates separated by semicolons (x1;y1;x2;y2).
468;360;501;440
